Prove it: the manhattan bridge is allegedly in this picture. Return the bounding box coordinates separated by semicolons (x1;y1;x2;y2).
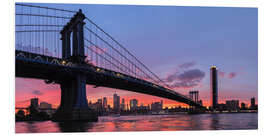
15;3;204;121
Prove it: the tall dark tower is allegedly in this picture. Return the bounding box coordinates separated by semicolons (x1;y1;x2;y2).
210;66;218;110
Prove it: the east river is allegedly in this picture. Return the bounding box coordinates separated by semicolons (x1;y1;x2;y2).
16;113;257;133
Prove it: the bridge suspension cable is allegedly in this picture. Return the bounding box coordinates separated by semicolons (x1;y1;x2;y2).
15;3;77;13
15;3;172;89
15;4;203;106
15;3;74;58
83;17;172;88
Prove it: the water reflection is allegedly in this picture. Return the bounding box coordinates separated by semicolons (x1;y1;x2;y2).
209;114;220;130
26;122;38;133
16;113;258;133
57;121;94;132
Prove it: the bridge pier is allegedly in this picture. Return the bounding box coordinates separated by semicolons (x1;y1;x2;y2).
52;74;98;122
52;9;98;122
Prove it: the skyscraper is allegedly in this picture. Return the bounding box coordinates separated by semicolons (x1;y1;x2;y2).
130;99;138;111
210;66;218;110
121;98;125;111
160;100;163;109
103;97;107;109
250;97;256;109
113;93;120;113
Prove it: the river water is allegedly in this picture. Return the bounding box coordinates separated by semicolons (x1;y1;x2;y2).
15;113;258;133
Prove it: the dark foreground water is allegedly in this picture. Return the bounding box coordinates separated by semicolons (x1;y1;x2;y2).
16;113;258;133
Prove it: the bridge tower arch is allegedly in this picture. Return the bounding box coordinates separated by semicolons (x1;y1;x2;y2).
52;9;97;122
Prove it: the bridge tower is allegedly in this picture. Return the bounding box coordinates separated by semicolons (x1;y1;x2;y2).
52;9;97;122
189;91;199;103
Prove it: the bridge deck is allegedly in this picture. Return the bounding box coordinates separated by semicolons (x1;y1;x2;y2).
16;50;203;107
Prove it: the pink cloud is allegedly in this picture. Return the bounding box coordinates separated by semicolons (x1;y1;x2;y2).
218;71;226;78
218;71;238;79
163;62;205;89
228;72;237;79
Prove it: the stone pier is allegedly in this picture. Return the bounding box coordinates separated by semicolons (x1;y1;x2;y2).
52;9;98;122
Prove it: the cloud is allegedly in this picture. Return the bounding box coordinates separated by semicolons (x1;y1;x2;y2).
228;72;237;79
218;71;237;79
178;62;196;69
218;71;226;78
178;69;205;81
170;69;205;88
164;62;205;89
32;90;43;95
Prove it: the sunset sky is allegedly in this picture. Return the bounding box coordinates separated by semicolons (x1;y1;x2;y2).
15;3;258;108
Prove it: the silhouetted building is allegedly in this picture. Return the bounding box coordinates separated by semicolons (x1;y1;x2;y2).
107;105;112;113
121;98;125;111
226;100;239;111
241;102;246;110
210;66;218;110
39;102;55;116
250;97;256;110
199;100;203;105
138;103;150;113
130;99;138;111
113;93;120;113
217;103;227;111
151;100;163;112
39;102;52;109
98;98;102;105
89;99;103;115
88;100;92;107
30;98;39;109
103;97;107;109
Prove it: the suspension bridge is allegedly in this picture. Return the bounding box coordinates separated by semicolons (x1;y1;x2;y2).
15;3;204;121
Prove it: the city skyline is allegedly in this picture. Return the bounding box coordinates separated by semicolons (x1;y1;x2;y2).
16;85;257;110
16;92;257;113
16;3;258;109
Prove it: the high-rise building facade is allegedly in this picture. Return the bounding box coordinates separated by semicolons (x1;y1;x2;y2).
210;66;218;110
121;98;125;111
250;97;256;109
113;93;120;112
130;99;138;111
103;97;107;109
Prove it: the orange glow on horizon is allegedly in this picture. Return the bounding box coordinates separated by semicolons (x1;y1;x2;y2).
15;78;258;110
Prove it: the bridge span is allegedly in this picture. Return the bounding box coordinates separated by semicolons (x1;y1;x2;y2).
16;50;202;107
15;4;204;121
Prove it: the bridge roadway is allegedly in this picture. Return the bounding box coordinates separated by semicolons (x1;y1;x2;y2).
15;50;203;107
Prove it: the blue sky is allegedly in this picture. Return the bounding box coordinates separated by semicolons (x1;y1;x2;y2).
16;3;258;107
